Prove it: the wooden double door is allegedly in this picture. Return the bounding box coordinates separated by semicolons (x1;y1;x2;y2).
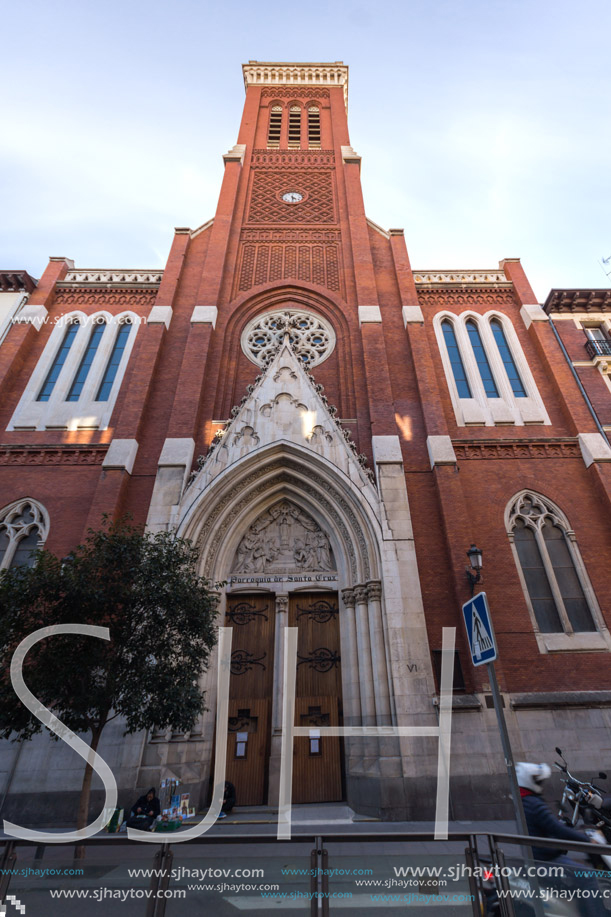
223;592;343;806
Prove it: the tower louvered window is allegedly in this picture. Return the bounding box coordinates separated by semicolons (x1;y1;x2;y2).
268;106;282;149
288;106;301;148
308;106;321;148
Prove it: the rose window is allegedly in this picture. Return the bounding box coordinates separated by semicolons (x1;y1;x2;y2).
241;310;335;368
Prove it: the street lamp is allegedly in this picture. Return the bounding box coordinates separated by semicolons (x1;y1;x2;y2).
465;543;483;594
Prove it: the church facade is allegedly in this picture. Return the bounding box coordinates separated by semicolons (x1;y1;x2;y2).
2;62;611;822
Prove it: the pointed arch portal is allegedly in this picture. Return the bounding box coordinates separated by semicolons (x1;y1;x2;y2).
144;336;438;815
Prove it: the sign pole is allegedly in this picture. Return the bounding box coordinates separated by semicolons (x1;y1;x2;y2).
486;660;528;838
463;593;545;916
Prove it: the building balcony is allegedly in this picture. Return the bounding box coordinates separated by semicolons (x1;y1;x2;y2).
585;339;611;360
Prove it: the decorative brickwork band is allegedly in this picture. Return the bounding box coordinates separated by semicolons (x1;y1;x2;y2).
0;446;108;466
251;150;335;167
418;289;517;308
54;290;156;307
453;440;581;460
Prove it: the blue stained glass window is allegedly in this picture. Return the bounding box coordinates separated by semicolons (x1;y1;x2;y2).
66;321;106;401
37;322;80;401
466;320;499;397
95;323;132;402
491;319;526;397
441;320;471;398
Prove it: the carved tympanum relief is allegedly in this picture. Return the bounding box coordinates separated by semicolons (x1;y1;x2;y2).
232;500;335;575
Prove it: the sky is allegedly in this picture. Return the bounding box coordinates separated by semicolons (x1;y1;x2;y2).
2;0;610;302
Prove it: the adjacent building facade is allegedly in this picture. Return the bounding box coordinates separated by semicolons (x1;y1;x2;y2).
2;62;611;822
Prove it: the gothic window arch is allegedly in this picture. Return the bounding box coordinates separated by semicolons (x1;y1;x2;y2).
8;311;139;431
0;499;49;571
506;491;609;653
434;311;549;426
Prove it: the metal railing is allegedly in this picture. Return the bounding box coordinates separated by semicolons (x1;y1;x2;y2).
586;339;611;359
1;829;611;917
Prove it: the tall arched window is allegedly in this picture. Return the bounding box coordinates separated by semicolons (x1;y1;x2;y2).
441;320;471;398
37;320;80;401
466;319;498;397
0;499;49;570
67;319;106;401
9;311;138;431
507;492;604;650
491;319;526;397
96;320;132;401
435;311;549;426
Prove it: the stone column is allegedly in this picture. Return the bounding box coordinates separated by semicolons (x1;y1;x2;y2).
353;584;378;774
340;587;363;773
366;581;392;725
353;585;376;726
271;594;289;732
268;593;288;805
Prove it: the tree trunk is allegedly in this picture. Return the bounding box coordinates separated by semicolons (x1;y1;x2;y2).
74;722;104;859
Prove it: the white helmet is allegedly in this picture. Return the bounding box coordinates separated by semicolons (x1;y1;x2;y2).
516;762;552;794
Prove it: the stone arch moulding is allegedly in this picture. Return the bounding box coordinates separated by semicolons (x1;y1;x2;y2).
176;442;381;586
227;282;351;332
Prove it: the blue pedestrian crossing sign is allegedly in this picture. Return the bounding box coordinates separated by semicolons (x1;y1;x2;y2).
462;592;497;667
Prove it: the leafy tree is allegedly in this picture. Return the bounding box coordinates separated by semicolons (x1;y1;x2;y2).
0;517;217;833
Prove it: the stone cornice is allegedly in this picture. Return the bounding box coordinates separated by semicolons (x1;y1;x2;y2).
413;270;512;288
544;288;611;314
0;271;38;293
243;61;349;110
58;270;163;290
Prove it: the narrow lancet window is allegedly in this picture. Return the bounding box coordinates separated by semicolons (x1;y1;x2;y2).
441;320;471;398
96;322;131;402
466;320;498;397
66;320;106;401
491;319;526;396
37;321;80;401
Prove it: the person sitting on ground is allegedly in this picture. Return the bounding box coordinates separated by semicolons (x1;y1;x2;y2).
125;787;160;830
516;762;606;917
218;781;236;819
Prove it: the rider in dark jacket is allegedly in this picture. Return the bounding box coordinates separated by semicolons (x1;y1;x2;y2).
517;763;605;917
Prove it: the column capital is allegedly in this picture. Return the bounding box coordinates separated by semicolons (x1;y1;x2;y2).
275;594;289;613
366;580;382;601
353;584;368;605
341;587;356;608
